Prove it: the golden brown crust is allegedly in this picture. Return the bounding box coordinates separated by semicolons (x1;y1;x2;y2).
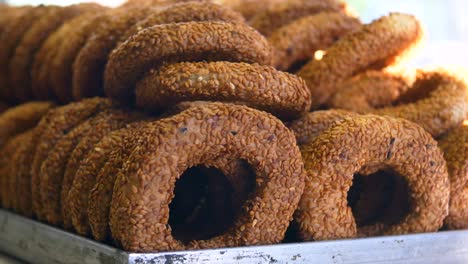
0;6;25;38
295;115;449;240
0;6;48;102
39;118;96;225
69;122;147;237
0;6;30;34
87;123;149;241
0;130;34;209
373;69;468;137
46;11;107;103
10;129;37;216
269;12;361;71
109;102;305;252
7;130;34;212
72;7;151;100
88;116;247;242
61;111;142;230
328;70;411;112
220;0;283;20
104;21;273;103
32;9;107;102
120;2;245;43
249;0;344;36
438;123;468;229
135;61;311;120
0;101;55;148
298;13;424;109
30;98;114;219
288;109;357;145
10;4;103;102
30;15;71;101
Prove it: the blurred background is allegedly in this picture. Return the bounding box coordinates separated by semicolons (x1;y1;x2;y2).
2;0;467;67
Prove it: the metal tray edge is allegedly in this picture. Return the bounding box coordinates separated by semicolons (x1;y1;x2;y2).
1;209;468;264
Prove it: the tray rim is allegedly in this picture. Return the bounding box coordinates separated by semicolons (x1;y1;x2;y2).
1;209;468;264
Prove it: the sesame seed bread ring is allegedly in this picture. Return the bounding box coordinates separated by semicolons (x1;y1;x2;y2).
62;111;143;230
288;109;357;145
87;123;253;242
88;103;249;241
0;130;34;209
10;3;103;102
48;11;109;103
10;129;38;217
88;123;152;241
38;116;95;225
0;101;55;148
30;14;75;101
135;61;311;120
32;10;108;102
219;0;281;20
438;123;468;230
104;21;272;103
30;98;114;219
120;2;245;44
72;6;151;100
297;13;423;109
269;12;361;71
328;70;410;112
38;108;136;227
109;102;305;252
7;130;35;212
0;6;30;45
0;5;48;101
373;69;468;137
67;121;147;237
249;0;344;36
295;115;449;241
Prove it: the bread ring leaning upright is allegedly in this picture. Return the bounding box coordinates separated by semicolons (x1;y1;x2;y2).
295;115;449;240
109;102;306;252
438;122;468;230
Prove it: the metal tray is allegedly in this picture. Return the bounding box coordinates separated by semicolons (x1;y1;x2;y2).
1;209;468;264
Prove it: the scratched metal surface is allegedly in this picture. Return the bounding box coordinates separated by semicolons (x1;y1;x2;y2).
1;209;468;264
0;209;127;264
